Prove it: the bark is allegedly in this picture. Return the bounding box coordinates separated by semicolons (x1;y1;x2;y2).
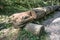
9;5;60;28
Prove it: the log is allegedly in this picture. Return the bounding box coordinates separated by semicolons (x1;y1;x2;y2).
9;11;37;28
24;23;44;35
0;27;20;40
9;5;60;28
32;5;60;18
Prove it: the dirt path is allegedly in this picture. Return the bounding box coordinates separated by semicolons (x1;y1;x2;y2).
42;11;60;40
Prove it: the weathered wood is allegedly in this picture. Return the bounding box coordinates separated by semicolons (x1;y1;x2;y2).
24;23;44;35
9;11;37;28
9;5;60;28
0;27;20;40
32;5;60;18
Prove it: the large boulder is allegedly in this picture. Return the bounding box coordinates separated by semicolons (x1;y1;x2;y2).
42;11;60;40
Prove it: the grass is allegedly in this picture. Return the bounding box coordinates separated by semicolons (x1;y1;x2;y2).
17;29;47;40
0;0;59;40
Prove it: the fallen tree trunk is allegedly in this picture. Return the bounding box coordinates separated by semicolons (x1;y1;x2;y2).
0;27;20;40
9;5;60;28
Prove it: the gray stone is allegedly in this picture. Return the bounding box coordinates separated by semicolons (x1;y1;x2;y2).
42;11;60;40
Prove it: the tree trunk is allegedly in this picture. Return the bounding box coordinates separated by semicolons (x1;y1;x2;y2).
0;27;20;40
9;5;60;28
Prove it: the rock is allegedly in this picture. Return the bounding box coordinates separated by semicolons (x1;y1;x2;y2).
24;23;44;35
42;11;60;40
58;8;60;11
45;18;60;40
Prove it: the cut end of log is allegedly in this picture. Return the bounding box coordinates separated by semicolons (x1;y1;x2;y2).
24;23;45;35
